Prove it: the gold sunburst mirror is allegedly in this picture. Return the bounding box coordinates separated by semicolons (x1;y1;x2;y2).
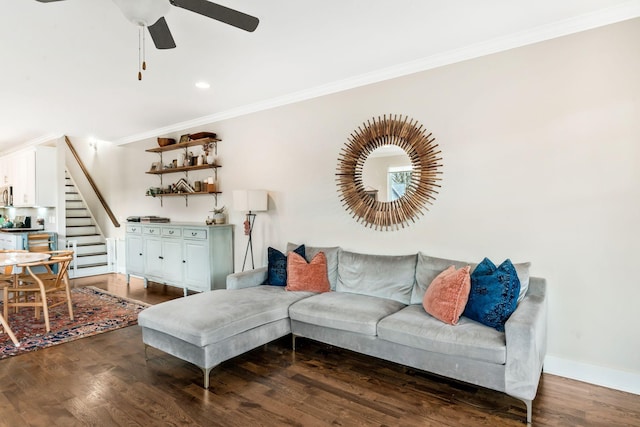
336;114;442;230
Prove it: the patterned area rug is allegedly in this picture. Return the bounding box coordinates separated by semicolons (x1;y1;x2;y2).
0;286;149;359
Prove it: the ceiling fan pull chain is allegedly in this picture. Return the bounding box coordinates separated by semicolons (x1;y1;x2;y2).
142;26;147;71
138;26;142;80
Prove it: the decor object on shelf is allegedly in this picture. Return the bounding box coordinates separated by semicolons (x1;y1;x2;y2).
157;137;175;147
233;190;268;271
336;114;443;231
211;206;226;225
190;132;217;140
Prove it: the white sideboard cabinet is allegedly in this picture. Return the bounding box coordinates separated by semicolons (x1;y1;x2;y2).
125;222;233;295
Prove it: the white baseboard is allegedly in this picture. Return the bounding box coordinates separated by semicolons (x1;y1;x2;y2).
544;355;640;395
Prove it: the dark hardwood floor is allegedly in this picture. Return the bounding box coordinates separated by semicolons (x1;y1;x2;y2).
0;274;638;426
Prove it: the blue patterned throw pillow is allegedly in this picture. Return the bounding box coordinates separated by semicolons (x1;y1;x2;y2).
263;245;305;286
462;258;521;332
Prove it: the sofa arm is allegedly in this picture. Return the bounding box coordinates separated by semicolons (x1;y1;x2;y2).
226;267;268;290
504;277;548;402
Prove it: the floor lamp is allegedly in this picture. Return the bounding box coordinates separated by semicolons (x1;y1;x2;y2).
233;190;268;271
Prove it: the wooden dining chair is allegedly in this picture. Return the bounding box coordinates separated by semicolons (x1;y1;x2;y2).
11;254;74;333
0;256;20;345
0;250;27;320
8;250;75;317
26;233;54;253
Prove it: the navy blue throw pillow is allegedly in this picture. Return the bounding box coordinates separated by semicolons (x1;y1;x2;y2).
462;258;521;332
263;245;305;286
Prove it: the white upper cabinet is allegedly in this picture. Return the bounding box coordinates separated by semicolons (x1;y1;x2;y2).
3;146;57;207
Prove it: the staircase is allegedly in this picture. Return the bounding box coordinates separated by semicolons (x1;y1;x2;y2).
64;172;111;277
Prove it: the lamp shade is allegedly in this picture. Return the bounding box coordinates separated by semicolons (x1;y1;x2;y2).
233;190;268;212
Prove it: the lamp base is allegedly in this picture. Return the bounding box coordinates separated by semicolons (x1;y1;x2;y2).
242;212;257;271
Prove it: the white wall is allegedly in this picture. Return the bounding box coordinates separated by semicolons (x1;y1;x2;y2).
95;19;639;390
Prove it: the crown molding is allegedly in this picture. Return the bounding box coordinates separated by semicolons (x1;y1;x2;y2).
0;133;63;156
114;2;640;146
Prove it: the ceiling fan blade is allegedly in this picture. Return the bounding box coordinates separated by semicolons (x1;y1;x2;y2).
148;17;177;49
35;0;66;2
170;0;259;32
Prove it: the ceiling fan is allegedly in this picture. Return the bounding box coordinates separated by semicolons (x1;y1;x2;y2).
35;0;260;50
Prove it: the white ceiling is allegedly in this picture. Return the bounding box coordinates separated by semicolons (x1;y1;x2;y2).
1;0;639;153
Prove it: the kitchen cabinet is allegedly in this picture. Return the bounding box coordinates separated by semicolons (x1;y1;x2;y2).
1;146;57;207
125;222;233;295
0;233;20;250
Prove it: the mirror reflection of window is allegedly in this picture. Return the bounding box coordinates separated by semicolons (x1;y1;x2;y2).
388;166;412;201
362;145;412;202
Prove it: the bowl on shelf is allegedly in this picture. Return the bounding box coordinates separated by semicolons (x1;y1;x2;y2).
157;137;176;147
189;132;217;141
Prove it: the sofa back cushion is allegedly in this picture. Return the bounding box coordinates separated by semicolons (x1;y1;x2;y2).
287;243;341;290
411;253;531;304
411;253;476;304
337;250;417;304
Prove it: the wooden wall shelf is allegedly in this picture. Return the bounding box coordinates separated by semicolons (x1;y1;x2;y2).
147;191;222;198
146;164;220;175
145;137;220;153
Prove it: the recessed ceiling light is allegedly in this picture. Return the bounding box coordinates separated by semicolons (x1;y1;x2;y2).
195;81;210;89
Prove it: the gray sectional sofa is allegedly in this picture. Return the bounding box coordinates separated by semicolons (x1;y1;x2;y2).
138;245;547;424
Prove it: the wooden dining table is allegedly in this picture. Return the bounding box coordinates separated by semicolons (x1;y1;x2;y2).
0;251;51;347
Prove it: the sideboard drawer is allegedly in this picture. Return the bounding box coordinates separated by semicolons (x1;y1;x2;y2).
143;226;161;236
183;228;207;240
162;227;182;238
126;224;141;234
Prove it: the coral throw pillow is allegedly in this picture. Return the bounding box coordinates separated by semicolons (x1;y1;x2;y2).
422;265;471;325
286;252;331;293
463;257;521;332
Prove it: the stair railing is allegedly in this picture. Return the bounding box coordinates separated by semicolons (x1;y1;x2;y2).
65;135;120;228
106;238;117;273
65;239;78;278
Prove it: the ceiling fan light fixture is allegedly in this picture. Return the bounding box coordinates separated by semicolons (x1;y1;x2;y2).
112;0;171;27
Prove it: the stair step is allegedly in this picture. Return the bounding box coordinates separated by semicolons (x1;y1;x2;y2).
65;234;105;245
68;264;111;279
66;209;90;218
67;225;97;236
76;262;109;269
73;243;107;255
66;201;85;209
75;253;108;265
77;251;107;257
67;217;94;226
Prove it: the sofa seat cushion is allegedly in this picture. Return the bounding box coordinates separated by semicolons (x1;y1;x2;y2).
377;305;507;364
138;286;314;347
289;292;406;336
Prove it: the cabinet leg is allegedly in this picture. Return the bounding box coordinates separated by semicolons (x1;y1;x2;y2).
144;278;148;289
183;287;188;297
